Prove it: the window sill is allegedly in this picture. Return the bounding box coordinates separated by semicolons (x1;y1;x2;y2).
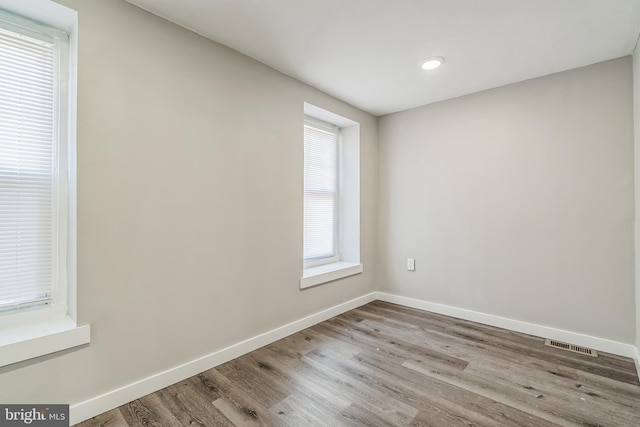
301;262;363;289
0;317;90;368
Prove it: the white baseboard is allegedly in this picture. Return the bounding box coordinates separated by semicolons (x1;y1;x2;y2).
634;347;640;381
70;292;377;425
375;292;638;359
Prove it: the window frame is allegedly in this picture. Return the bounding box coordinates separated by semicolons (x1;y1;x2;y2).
301;103;363;289
303;116;341;269
0;1;89;369
0;7;69;317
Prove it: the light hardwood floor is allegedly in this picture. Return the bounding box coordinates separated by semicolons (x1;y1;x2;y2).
76;301;640;426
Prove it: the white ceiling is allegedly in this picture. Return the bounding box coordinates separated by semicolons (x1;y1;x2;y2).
126;0;640;116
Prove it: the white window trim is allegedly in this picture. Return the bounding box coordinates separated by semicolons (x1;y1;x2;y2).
301;103;362;289
301;262;363;289
0;0;89;368
0;314;90;367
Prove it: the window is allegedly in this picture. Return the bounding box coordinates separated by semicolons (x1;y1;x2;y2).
0;3;88;368
0;10;68;314
304;117;339;267
301;103;362;288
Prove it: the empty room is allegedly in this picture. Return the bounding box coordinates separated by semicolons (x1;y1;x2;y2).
1;0;640;426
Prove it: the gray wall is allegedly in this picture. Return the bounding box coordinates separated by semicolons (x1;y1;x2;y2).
0;0;377;405
377;57;635;343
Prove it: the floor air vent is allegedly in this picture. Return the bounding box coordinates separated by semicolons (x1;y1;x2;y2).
544;339;598;357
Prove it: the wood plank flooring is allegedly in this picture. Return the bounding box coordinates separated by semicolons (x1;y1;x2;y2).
76;301;640;426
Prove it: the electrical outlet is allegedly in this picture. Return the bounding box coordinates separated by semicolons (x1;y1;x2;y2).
407;258;415;271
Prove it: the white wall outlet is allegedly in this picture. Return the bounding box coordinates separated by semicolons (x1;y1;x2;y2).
407;258;415;271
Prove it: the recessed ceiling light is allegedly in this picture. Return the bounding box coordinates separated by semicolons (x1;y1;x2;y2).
421;56;444;71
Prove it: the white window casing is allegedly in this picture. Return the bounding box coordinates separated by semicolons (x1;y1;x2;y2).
0;10;68;315
301;103;362;289
0;1;89;368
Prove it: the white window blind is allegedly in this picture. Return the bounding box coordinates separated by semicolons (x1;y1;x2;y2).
304;117;339;264
0;17;62;313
